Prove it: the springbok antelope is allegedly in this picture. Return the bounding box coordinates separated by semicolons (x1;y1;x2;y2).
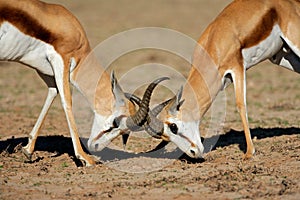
139;0;300;159
0;0;159;166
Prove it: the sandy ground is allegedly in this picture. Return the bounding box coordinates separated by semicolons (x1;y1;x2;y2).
1;0;300;199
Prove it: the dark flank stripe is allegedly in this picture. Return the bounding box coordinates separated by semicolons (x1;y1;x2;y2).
242;8;278;48
0;7;56;44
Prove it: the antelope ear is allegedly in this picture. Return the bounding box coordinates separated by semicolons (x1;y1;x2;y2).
166;86;185;115
111;71;126;108
124;93;141;106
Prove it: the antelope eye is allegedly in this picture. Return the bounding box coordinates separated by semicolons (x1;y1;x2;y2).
169;123;178;134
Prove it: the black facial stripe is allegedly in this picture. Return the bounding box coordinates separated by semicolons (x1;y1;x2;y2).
93;126;114;142
95;115;128;141
178;133;195;146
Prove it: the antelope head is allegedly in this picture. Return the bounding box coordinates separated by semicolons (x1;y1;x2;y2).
129;87;204;158
87;72;169;152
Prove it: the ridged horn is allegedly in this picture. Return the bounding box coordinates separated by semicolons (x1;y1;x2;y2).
125;77;169;131
143;98;172;138
151;98;173;117
125;92;172;138
125;93;172;117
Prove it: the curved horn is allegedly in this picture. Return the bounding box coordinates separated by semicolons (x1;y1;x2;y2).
151;98;173;117
125;93;172;117
143;98;172;138
144;86;185;138
125;93;172;137
126;77;169;130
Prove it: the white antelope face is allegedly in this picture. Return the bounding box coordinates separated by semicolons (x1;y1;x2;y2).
163;118;204;158
88;110;128;152
88;72;131;151
143;88;204;158
87;73;169;152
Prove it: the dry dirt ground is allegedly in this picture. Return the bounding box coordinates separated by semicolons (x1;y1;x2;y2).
1;0;300;199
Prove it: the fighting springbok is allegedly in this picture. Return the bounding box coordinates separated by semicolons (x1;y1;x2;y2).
0;0;160;166
137;0;300;159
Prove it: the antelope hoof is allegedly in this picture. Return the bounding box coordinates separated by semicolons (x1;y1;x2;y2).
78;154;98;167
21;147;32;161
242;152;254;160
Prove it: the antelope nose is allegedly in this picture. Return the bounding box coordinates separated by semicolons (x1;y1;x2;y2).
189;146;202;158
190;149;196;156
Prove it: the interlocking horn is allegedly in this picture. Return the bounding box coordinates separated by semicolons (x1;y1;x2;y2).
143;98;172;138
125;93;172;117
125;93;172;151
125;77;169;131
125;92;172;138
145;86;185;137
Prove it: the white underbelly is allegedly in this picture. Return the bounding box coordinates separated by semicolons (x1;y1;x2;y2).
0;22;55;76
242;24;283;69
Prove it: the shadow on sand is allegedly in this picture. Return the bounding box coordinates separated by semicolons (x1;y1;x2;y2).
0;127;299;166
